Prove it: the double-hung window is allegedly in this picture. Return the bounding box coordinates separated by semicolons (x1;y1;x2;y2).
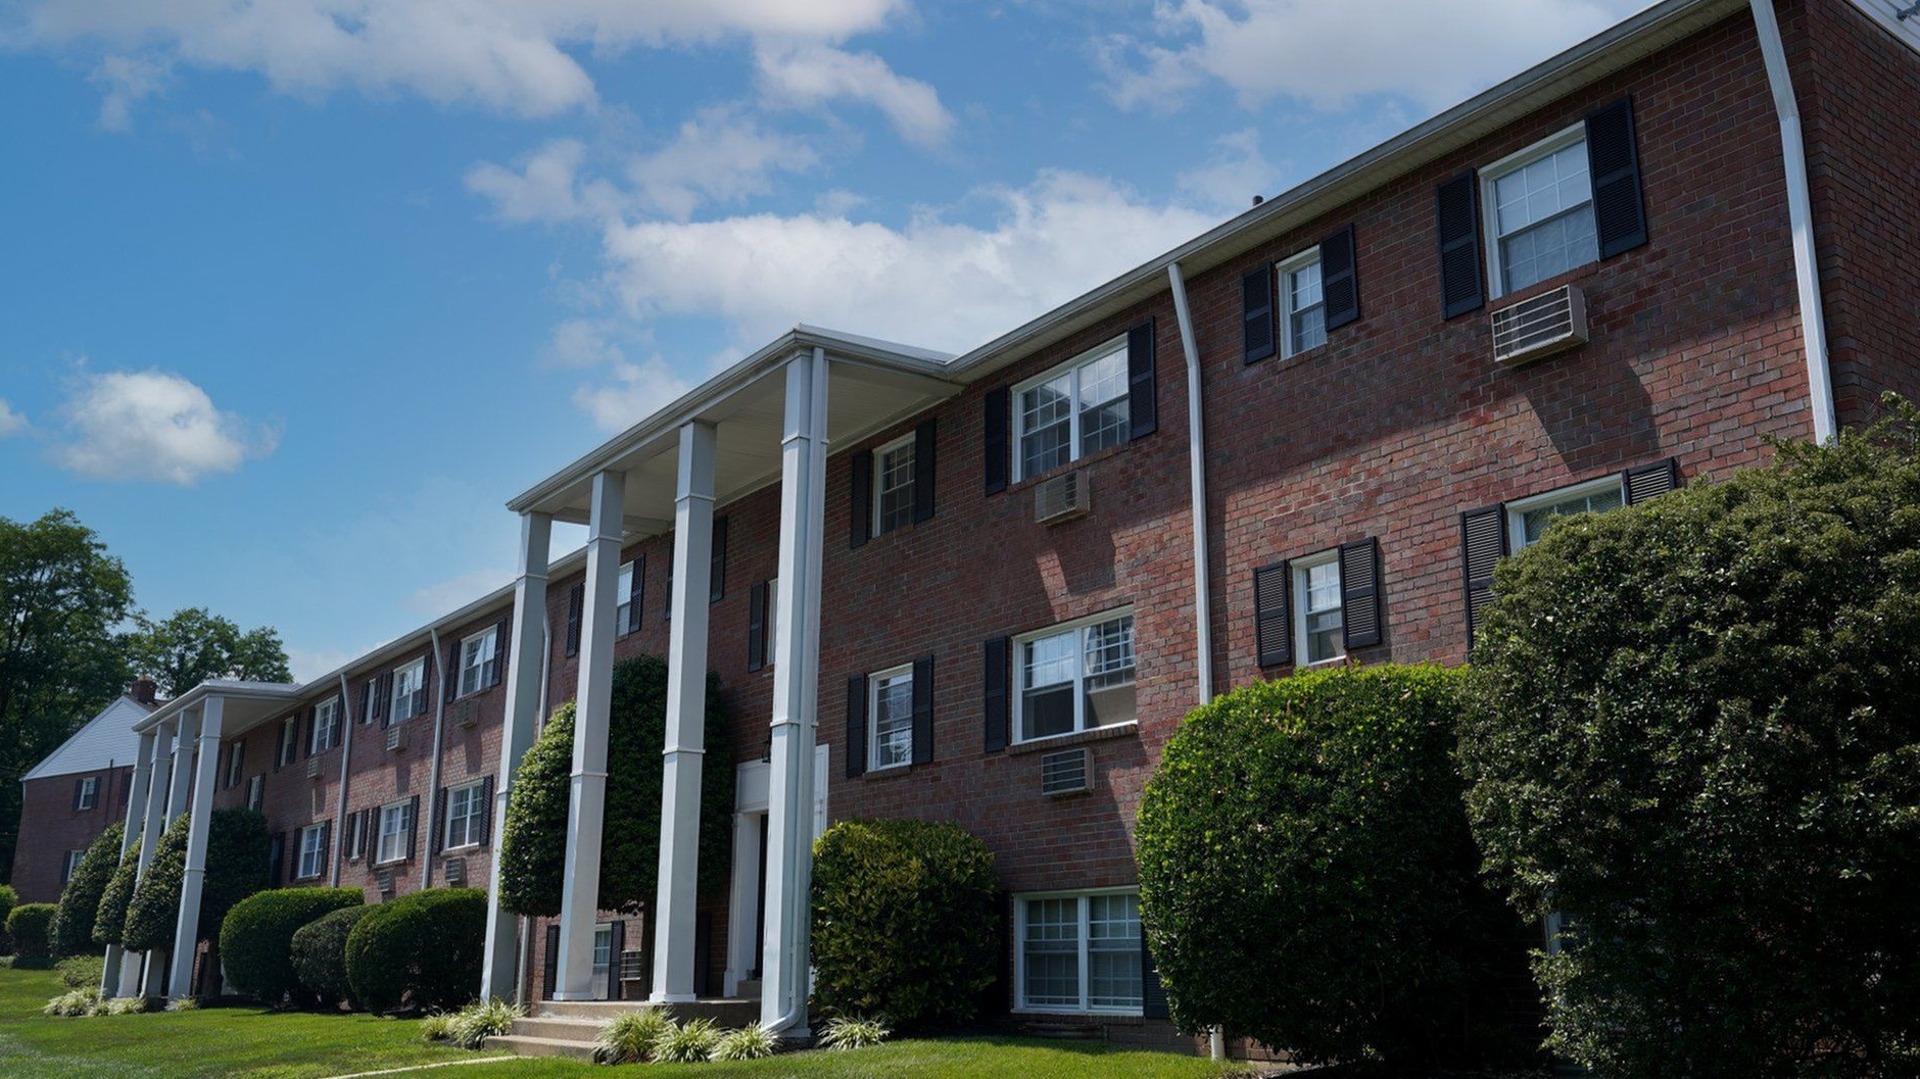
616;561;637;635
1017;891;1143;1014
227;741;248;788
311;696;341;754
74;776;98;811
62;850;86;885
1484;126;1598;296
1016;611;1136;743
459;626;499;697
443;782;487;850
1294;551;1345;666
1508;476;1625;552
873;435;916;535
278;717;299;767
868;665;915;771
246;774;265;813
1014;339;1130;481
376;799;414;864
391;659;426;723
296;823;327;880
1277;248;1327;357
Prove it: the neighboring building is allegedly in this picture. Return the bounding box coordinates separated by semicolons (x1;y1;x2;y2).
68;0;1920;1059
10;680;158;903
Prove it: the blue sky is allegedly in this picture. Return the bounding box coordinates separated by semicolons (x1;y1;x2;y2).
0;0;1647;681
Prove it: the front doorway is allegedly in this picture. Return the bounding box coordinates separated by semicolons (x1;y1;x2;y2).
724;745;829;997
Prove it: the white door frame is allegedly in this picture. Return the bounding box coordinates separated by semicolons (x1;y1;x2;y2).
724;745;827;997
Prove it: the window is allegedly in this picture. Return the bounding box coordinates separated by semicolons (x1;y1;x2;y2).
615;562;636;636
278;716;299;767
1017;891;1142;1013
246;774;265;812
62;850;86;886
444;782;487;850
227;740;247;788
1484;126;1597;296
311;697;341;754
1278;249;1327;357
74;776;98;811
296;823;327;880
1016;611;1136;743
868;665;915;771
391;658;426;723
1293;551;1345;665
376;799;414;864
591;924;614;1000
1014;339;1130;480
1507;475;1625;553
873;435;916;535
459;627;499;697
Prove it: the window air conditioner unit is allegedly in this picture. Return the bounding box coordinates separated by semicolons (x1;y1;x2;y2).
1033;470;1090;525
1491;284;1588;366
442;856;466;886
385;726;409;752
306;757;323;780
376;868;396;897
455;701;477;729
1041;748;1092;796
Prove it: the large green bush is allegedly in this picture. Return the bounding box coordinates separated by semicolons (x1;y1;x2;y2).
290;904;373;1007
810;818;1000;1030
344;887;487;1014
1461;397;1920;1078
498;656;734;916
50;823;121;957
7;903;58;960
121;814;188;952
122;808;271;952
219;887;362;1004
91;846;140;948
1137;664;1528;1071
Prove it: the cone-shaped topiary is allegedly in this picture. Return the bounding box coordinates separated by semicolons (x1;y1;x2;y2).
122;808;270;953
122;814;189;952
50;823;121;956
92;845;140;948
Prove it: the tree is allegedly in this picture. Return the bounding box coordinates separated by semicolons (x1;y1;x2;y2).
1459;395;1920;1078
126;607;292;698
122;808;270;956
0;509;134;882
50;822;122;956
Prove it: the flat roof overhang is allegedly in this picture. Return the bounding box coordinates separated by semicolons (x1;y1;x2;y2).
132;680;308;740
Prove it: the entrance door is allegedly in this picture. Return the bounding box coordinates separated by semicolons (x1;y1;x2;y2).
590;924;613;1001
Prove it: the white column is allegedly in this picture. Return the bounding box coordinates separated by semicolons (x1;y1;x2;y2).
723;810;763;997
481;511;553;1003
164;716;196;823
652;420;717;1002
102;731;157;998
554;470;625;1000
137;721;180;998
169;701;224;998
761;348;830;1033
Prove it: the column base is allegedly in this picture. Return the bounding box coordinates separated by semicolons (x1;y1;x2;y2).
649;991;700;1004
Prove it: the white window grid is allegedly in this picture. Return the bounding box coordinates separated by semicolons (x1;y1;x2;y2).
76;776;98;810
1277;248;1327;358
227;741;247;788
1015;889;1143;1014
1292;550;1345;666
1013;338;1130;482
376;800;413;865
279;717;298;767
460;627;499;697
444;782;487;850
1014;610;1137;744
868;664;915;772
63;850;86;885
873;435;917;535
297;824;327;879
246;774;265;812
311;697;341;754
1483;124;1598;298
616;561;635;635
391;659;425;723
1507;475;1626;553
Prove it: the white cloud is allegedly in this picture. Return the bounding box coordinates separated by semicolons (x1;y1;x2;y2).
1107;0;1651;113
1175;127;1282;213
573;356;694;432
464;139;619;224
53;368;276;484
88;52;169;130
0;398;24;436
626;108;818;220
755;42;952;147
542;317;628;368
18;0;909;122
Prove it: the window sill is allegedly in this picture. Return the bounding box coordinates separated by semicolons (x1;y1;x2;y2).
1011;1008;1145;1022
1006;441;1132;497
444;841;481;852
1485;260;1601;312
1008;722;1138;756
860;762;916;781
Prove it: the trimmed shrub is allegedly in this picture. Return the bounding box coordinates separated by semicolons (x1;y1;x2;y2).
1461;397;1920;1078
290;904;373;1007
123;808;270;953
8;903;58;960
1137;664;1528;1071
122;814;188;952
497;656;734;917
344;887;487;1014
56;954;104;989
51;823;122;957
809;818;999;1031
0;883;18;952
92;846;140;948
219;887;362;1004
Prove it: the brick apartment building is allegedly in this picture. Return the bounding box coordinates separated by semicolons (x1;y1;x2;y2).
37;0;1920;1056
9;681;156;903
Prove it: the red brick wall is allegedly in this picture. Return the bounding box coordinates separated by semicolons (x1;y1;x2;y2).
10;766;134;904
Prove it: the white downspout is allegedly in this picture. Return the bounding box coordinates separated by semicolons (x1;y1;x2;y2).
1749;0;1837;443
424;628;449;887
331;673;356;888
1167;260;1226;1064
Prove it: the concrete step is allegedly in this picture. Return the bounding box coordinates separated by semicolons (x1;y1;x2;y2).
508;1016;604;1042
482;1034;598;1060
537;998;759;1027
737;979;762;1000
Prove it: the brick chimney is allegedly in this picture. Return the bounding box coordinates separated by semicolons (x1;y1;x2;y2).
131;677;158;706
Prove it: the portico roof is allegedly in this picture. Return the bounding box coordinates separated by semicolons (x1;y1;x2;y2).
130;680;306;739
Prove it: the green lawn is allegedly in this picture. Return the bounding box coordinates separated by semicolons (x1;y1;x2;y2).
0;965;1242;1079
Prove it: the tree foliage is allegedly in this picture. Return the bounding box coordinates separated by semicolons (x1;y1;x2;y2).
50;822;122;956
126;607;292;698
1460;395;1920;1078
92;844;140;948
121;808;270;952
498;655;733;916
1138;664;1530;1072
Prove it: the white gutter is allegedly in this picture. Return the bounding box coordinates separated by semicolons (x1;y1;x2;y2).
423;628;449;887
331;672;355;888
1166;262;1214;706
1749;0;1837;443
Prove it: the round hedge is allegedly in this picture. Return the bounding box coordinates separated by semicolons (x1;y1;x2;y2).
1137;664;1528;1070
0;883;16;954
7;903;58;960
50;823;122;957
498;655;734;917
92;846;140;948
344;887;487;1014
219;887;362;1004
1461;398;1920;1078
290;904;373;1007
122;808;271;952
810;818;999;1030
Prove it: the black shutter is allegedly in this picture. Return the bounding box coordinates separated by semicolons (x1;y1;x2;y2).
983;636;1010;753
565;583;584;657
1142;921;1171;1020
1242;265;1275;364
1461;504;1509;646
984;386;1011;495
319;820;333;879
747;581;769;672
72;778;84;809
431;786;448;855
1436;171;1485;318
626;558;644;635
414;654;431;716
607;920;626;1000
445;638;462;699
1320;223;1360;331
303;707;316;758
1127;318;1157;441
710;517;728;603
377;672;394;729
1254;562;1293;668
911;654;934;766
1339;537;1383;650
269;832;285;888
1586;96;1648;259
845;674;868;779
492;616;510;688
543;923;561;1000
478;775;496;847
850;452;872;549
360;679;373;726
913;419;937;523
405;794;420;861
1622;456;1679;505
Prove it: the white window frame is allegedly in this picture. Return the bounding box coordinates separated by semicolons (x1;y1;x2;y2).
75;776;98;811
62;850;86;885
1292;549;1345;667
1013;887;1144;1016
311;696;341;754
1011;336;1131;482
867;664;915;772
459;626;499;698
1506;474;1626;554
615;561;636;636
390;658;425;724
246;774;265;813
871;434;917;536
278;717;298;767
1012;608;1138;746
375;799;414;865
591;922;614;1001
1481;123;1597;300
443;781;487;851
227;741;247;788
1276;247;1327;359
296;823;327;880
